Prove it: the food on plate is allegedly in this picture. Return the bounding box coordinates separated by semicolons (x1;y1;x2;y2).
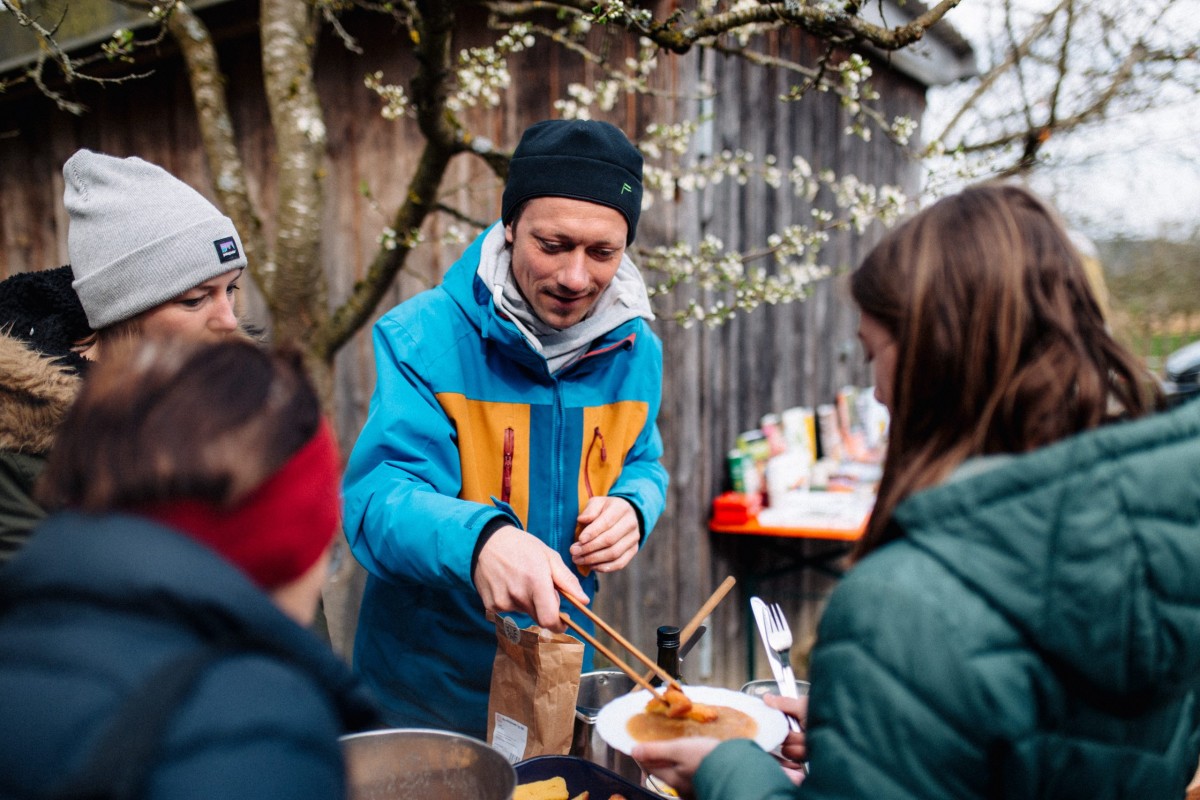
644;687;719;723
629;688;756;743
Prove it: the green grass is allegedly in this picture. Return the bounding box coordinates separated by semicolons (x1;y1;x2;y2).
1143;332;1200;372
1115;325;1200;374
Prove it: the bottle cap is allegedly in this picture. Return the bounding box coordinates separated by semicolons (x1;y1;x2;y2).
657;625;680;647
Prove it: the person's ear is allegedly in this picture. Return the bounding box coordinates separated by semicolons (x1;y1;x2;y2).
504;222;515;245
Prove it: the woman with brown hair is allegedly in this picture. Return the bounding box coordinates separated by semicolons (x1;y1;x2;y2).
634;183;1200;798
0;339;379;799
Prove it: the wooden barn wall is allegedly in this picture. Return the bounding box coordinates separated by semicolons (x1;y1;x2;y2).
0;4;926;688
599;33;926;687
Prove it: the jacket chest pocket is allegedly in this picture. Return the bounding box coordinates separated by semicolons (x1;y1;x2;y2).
437;393;531;525
577;401;648;506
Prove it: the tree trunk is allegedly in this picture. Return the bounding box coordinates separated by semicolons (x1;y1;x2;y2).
260;0;328;348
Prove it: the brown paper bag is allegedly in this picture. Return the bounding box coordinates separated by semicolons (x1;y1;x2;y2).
485;612;584;763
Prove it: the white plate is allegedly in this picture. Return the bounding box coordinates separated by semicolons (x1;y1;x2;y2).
594;685;789;756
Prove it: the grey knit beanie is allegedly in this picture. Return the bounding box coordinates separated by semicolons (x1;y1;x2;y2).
502;119;644;244
64;149;247;329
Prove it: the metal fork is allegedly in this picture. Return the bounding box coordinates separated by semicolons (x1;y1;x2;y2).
765;602;804;734
764;602;795;690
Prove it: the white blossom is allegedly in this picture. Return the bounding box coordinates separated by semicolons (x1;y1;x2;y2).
364;71;413;120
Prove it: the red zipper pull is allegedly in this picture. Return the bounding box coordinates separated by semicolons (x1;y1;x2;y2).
502;427;514;504
584;426;607;499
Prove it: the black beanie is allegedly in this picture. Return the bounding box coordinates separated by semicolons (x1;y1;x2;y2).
0;265;92;374
502;119;644;244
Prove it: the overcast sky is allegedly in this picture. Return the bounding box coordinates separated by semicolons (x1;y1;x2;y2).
1025;101;1200;241
926;1;1200;242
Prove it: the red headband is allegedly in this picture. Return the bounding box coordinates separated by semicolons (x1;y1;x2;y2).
141;420;341;589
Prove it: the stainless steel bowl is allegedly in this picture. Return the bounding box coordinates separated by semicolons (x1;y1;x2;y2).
739;678;811;699
570;670;643;784
341;728;516;800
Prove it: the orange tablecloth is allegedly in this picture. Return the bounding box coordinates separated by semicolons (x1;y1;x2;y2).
710;489;871;541
709;515;866;541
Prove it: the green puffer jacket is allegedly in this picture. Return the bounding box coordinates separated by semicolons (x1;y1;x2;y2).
697;399;1200;800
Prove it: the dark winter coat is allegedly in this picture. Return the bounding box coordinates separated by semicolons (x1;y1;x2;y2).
0;332;81;564
0;512;381;799
0;265;90;565
696;399;1200;800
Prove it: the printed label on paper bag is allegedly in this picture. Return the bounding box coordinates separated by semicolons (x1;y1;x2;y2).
502;615;521;644
491;713;529;764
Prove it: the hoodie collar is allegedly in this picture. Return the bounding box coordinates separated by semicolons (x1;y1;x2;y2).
473;223;654;374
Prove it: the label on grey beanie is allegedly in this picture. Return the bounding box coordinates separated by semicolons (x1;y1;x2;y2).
214;236;241;263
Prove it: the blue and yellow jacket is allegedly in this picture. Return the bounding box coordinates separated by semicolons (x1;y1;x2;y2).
342;226;668;738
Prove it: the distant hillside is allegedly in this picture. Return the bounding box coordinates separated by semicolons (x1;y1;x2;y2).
1096;234;1200;371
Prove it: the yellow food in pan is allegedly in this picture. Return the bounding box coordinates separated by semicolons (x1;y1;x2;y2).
513;775;625;800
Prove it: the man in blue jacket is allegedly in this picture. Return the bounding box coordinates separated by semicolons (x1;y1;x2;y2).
342;119;669;738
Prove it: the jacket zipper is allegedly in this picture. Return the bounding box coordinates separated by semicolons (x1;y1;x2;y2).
552;384;564;551
501;427;514;504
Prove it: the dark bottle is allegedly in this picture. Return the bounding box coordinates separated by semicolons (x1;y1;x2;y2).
651;625;682;687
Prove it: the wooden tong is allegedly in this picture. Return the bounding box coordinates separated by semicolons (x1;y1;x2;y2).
636;575;736;685
560;592;682;698
558;576;737;703
558;613;666;702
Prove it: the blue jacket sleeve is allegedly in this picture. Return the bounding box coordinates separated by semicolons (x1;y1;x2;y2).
341;316;511;591
608;327;668;537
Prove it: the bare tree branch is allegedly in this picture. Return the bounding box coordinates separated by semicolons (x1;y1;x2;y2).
316;0;462;361
935;0;1068;143
1;0;162;113
967;40;1146;163
491;0;963;53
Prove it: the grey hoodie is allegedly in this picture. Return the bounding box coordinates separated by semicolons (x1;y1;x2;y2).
474;223;654;374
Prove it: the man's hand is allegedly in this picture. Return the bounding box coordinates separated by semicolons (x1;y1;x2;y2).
473;525;586;630
631;737;722;798
570;496;640;573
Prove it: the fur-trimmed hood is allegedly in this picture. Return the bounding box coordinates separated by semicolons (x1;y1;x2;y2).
0;330;82;454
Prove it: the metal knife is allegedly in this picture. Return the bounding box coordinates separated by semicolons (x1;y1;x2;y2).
679;624;706;660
